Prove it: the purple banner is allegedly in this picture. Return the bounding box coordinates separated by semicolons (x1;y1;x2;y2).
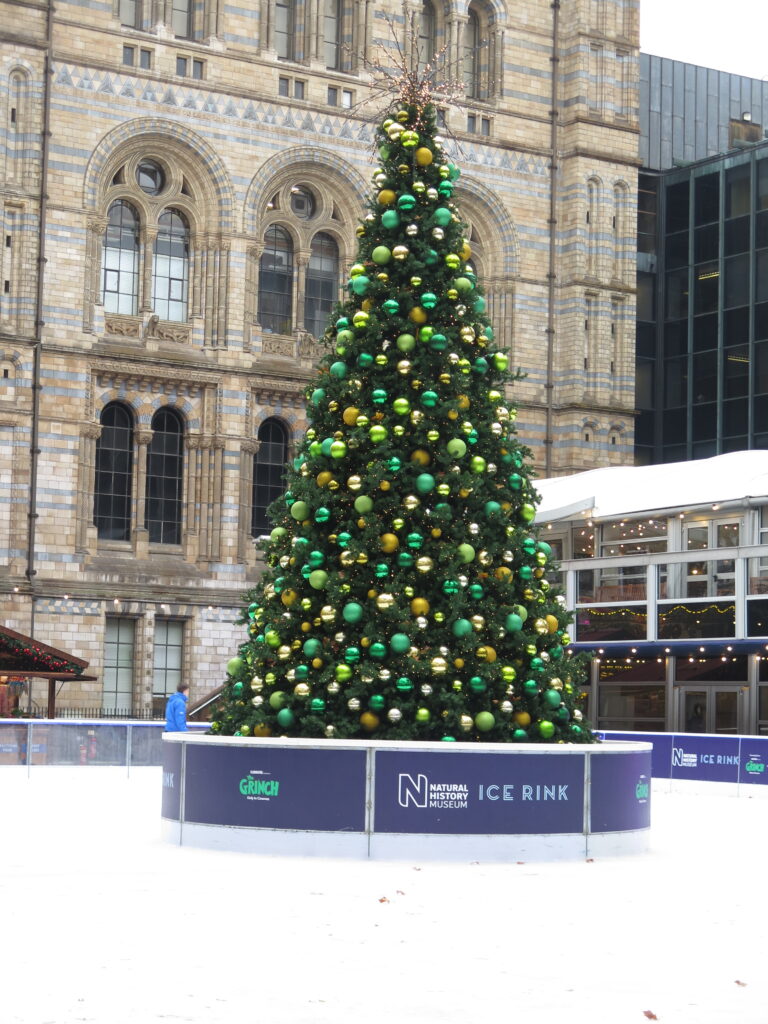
183;743;367;832
161;740;182;821
669;734;741;783
600;731;674;780
590;751;652;832
373;750;585;835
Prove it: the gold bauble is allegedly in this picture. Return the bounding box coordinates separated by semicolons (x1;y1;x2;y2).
550;677;563;691
495;566;512;581
250;675;263;691
430;656;448;674
459;714;474;732
410;449;431;466
534;617;549;635
316;470;333;487
253;722;272;737
434;611;445;623
476;646;497;663
470;615;485;630
356;552;369;564
514;711;531;727
342;407;359;426
376;593;395;610
380;533;399;552
340;550;355;566
431;528;442;538
411;597;430;615
320;605;336;623
380;480;391;491
546;614;559;632
277;645;291;660
360;711;380;732
478;550;492;566
416;556;434;573
294;683;310;697
403;494;421;510
312;657;323;669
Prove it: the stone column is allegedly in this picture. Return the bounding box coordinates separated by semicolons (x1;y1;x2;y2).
141;228;157;313
238;439;259;564
133;428;153;559
294;252;309;331
184;434;201;563
84;218;107;333
76;421;102;554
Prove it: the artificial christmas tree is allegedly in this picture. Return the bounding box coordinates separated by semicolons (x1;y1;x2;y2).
213;92;593;744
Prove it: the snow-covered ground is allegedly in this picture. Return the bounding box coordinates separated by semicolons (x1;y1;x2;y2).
3;767;767;1024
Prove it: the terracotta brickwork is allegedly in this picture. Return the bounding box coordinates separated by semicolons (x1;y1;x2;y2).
0;0;639;711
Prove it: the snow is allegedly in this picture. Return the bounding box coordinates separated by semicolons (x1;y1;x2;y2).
534;449;768;522
3;767;768;1024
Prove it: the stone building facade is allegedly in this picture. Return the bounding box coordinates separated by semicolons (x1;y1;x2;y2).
0;0;640;712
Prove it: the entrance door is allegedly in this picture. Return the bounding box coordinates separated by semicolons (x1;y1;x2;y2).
679;686;744;734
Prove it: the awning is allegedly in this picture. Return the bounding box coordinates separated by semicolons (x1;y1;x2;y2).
0;625;93;717
568;639;768;659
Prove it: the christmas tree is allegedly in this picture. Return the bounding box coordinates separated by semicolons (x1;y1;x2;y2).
213;87;593;744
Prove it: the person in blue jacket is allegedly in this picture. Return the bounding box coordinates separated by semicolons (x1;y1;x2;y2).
165;682;190;732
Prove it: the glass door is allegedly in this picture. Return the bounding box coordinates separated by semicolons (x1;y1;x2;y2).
679;686;744;734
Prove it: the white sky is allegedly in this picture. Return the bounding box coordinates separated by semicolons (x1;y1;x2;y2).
641;0;768;80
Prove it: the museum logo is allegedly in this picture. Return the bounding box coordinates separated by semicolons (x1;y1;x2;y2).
745;756;765;775
398;773;468;810
239;770;280;801
635;774;649;802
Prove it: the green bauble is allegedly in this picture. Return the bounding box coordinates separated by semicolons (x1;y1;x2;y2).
475;711;495;732
372;245;392;264
308;570;328;590
505;613;524;632
452;618;472;638
269;691;286;710
381;210;400;229
342;602;364;623
226;656;244;677
290;501;309;521
390;633;411;654
416;473;435;494
396;333;416;352
330;361;347;379
276;708;295;728
457;543;475;563
354;495;374;513
446;438;466;458
538;720;556;740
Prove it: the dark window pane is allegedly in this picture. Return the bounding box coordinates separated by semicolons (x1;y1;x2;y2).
665;268;689;319
665;180;689;233
634;409;654;446
665;231;688;269
723;398;748;436
304;232;338;337
724;215;749;255
664;356;688;407
137;160;165;196
724;305;749;347
694;223;719;262
259;226;293;334
691;402;716;442
145;407;183;544
724;253;749;308
663;319;687;357
692;313;717;352
757;210;768;248
694;173;719;226
692;350;718;402
725;163;751;218
94;402;133;540
636;322;656;359
636;272;655;322
325;0;340;69
662;408;686;440
758;158;768;211
724;346;749;398
252;418;288;535
662;443;687;461
756;342;768;393
635;360;654;409
275;0;294;59
693;262;718;314
756;250;768;304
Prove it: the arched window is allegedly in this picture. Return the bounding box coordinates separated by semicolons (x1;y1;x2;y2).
305;232;339;337
324;0;341;69
102;201;140;315
275;0;295;60
152;209;189;322
252;418;288;535
418;1;436;71
94;402;134;540
146;407;184;544
259;226;294;334
464;9;481;99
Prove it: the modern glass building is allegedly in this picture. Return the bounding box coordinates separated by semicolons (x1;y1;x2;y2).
636;56;768;464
